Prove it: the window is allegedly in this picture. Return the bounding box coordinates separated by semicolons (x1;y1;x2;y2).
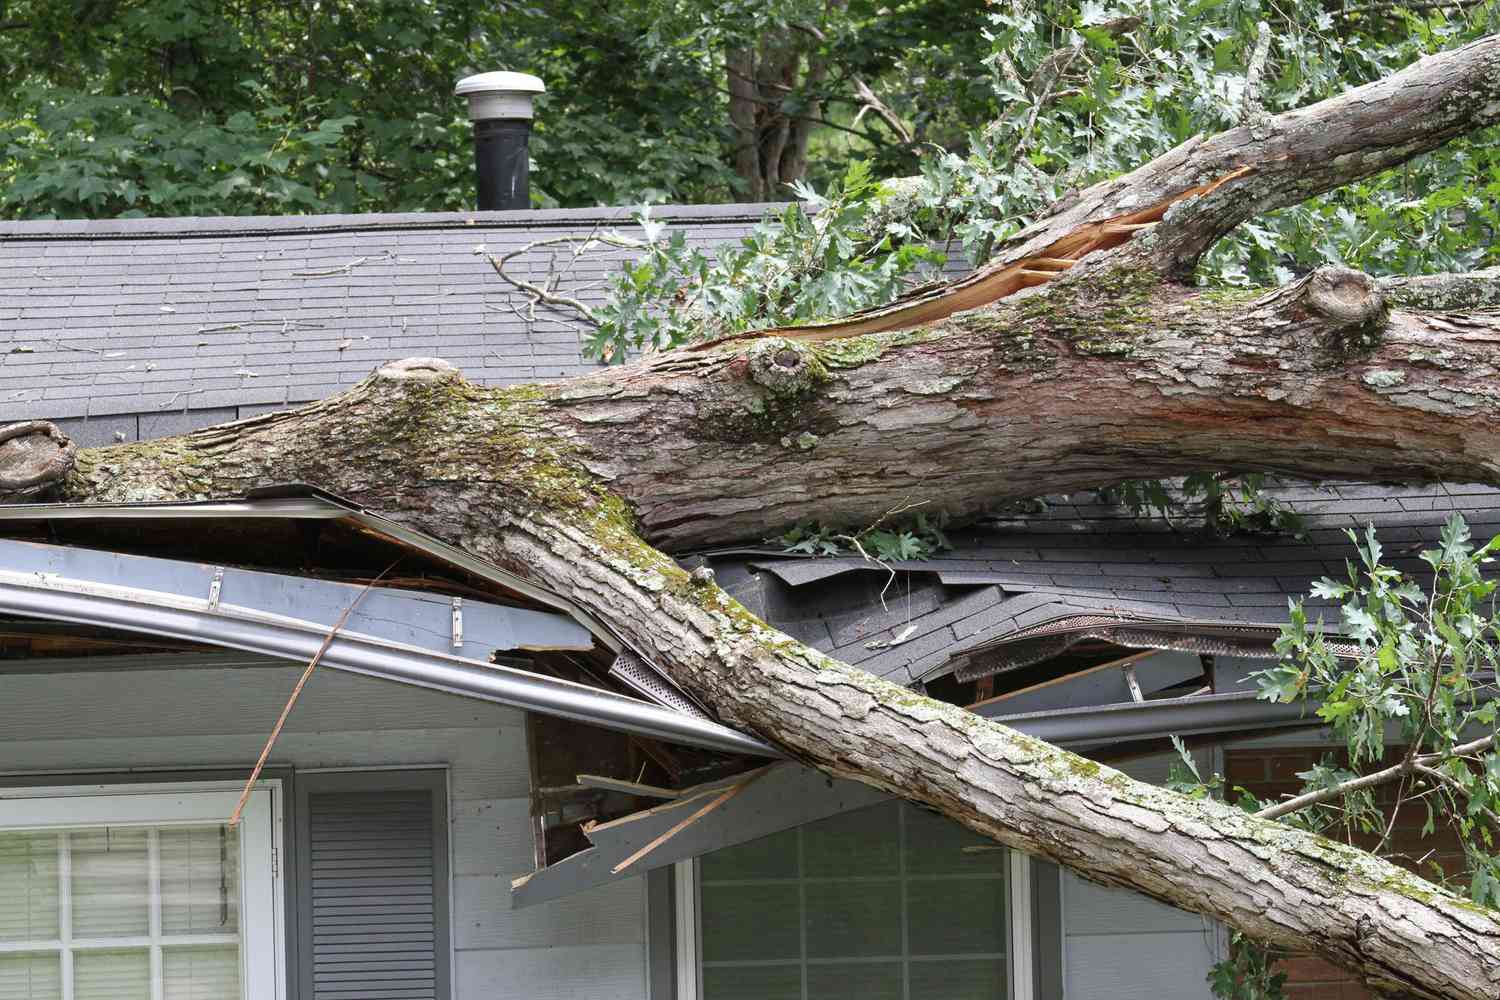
690;801;1023;1000
0;782;284;1000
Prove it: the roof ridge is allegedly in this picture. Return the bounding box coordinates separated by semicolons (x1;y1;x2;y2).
0;202;784;242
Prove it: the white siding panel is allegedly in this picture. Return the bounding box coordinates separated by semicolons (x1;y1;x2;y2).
1062;875;1207;936
454;875;645;950
0;666;525;740
453;798;535;876
1065;931;1218;1000
456;943;647;1000
0;728;529;800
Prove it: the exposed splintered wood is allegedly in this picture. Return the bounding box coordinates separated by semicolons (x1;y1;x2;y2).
8;33;1500;1000
609;770;761;874
576;774;683;799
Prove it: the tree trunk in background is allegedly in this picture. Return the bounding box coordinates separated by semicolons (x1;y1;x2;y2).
724;28;823;201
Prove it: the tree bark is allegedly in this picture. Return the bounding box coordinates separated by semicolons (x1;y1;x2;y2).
8;34;1500;1000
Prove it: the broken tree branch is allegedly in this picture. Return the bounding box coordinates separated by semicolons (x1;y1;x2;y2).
1240;22;1274;125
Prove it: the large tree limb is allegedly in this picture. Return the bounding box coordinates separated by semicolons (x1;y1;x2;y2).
9;33;1500;1000
25;354;1500;1000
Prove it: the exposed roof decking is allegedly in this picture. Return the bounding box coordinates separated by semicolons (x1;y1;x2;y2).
707;481;1500;685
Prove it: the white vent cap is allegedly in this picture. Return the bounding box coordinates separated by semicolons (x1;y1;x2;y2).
455;71;546;121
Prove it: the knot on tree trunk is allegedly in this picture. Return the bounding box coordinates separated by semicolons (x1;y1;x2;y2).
375;357;462;383
0;420;76;498
1304;266;1385;328
1257;266;1387;356
747;338;826;396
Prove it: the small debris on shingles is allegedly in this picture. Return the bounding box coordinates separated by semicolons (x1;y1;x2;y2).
234;368;259;378
337;338;353;351
866;623;918;650
9;346;33;354
160;305;176;313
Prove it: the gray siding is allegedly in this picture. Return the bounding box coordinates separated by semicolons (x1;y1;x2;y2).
1061;753;1220;1000
0;662;647;1000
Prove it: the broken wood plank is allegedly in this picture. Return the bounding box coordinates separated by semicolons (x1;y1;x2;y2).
609;770;765;875
577;774;683;799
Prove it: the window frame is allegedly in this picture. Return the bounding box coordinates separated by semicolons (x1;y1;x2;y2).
672;809;1038;1000
0;778;288;1000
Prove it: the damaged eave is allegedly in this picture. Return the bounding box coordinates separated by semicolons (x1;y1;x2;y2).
0;486;622;649
0;535;776;758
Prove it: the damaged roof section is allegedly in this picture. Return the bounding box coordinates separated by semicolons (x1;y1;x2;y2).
700;481;1500;686
0;487;774;758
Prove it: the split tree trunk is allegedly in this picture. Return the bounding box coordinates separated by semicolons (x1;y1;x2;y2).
9;33;1500;1000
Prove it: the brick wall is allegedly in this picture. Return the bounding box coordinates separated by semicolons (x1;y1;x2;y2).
1224;747;1468;1000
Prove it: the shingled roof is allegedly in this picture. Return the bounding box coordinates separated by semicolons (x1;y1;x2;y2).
0;204;771;445
701;481;1500;687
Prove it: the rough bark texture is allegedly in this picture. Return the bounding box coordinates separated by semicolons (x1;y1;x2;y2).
8;33;1500;1000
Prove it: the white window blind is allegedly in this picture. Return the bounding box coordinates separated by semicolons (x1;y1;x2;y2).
0;785;281;1000
697;801;1010;1000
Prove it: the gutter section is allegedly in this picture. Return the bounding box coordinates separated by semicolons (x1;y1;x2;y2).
0;564;776;759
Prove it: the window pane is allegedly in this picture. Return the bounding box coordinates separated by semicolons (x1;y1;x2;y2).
0;954;61;1000
807;961;901;1000
163;945;240;1000
910;957;1007;999
907;879;1006;956
903;806;1006;876
160;827;239;936
74;949;149;1000
71;830;149;938
702;884;801;962
700;806;1012;1000
803;804;899;878
0;833;59;943
702;964;801;1000
804;881;901;959
700;828;799;881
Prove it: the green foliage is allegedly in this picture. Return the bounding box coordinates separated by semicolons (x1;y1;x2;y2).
585;161;942;359
2;86;366;218
1208;934;1289;1000
1172;515;1500;996
874;1;1498;277
1264;516;1498;765
776;510;951;563
1095;473;1306;538
0;0;996;217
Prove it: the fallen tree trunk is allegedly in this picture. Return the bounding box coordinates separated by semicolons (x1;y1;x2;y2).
9;31;1500;1000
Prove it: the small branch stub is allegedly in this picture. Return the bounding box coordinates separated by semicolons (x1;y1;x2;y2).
747;338;824;396
1256;266;1387;353
1304;266;1386;329
0;420;77;497
375;357;462;383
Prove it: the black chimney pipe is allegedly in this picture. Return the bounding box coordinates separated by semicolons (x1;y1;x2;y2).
455;72;545;212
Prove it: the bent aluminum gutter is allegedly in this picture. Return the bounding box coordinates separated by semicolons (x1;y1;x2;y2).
0;494;619;648
0;569;777;759
984;690;1323;745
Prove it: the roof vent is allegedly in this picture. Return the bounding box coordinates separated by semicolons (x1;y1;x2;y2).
454;71;546;212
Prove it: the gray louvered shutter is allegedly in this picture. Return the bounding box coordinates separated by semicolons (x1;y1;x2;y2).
306;790;440;1000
